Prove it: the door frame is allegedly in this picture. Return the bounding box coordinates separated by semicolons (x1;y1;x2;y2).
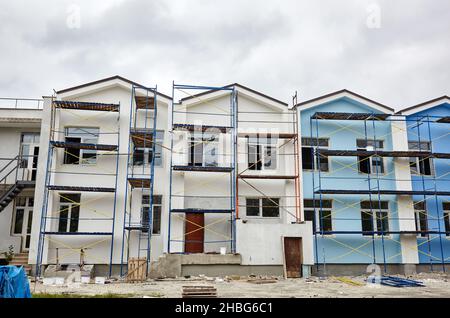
19;132;40;181
184;213;205;253
281;236;303;279
11;196;34;252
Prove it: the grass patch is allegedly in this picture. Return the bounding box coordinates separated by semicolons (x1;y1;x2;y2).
32;292;135;298
146;292;164;298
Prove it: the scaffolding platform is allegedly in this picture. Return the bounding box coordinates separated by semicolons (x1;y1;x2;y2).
239;174;297;180
238;132;296;139
173;124;232;133
315;189;450;196
135;96;155;109
128;178;151;188
124;224;150;231
130;129;154;147
47;185;116;192
42;231;113;236
53;100;120;112
316;230;450;235
311;112;390;120
173;165;234;172
317;149;450;159
436;116;450;123
50;141;118;151
171;208;233;214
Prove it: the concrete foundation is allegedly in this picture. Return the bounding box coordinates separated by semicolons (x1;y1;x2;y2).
33;262;450;278
311;264;424;276
148;253;242;278
181;265;284;277
312;263;450;276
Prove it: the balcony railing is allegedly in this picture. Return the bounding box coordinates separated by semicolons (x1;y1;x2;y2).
0;97;43;110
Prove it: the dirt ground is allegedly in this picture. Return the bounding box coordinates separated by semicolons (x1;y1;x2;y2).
30;272;450;298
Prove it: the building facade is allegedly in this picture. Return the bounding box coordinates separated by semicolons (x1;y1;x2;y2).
0;98;42;271
297;91;449;275
400;96;450;270
0;77;448;277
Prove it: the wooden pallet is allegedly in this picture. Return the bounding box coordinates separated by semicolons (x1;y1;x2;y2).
247;279;278;284
127;257;147;283
182;286;217;298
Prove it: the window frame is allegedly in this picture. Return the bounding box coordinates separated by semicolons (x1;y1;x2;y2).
132;130;164;167
301;137;329;172
414;201;428;238
141;194;162;235
63;127;100;165
11;197;34;235
360;201;390;236
189;131;220;167
58;193;81;233
443;202;450;237
19;132;40;169
303;199;333;233
245;197;280;219
247;137;278;171
408;141;434;176
356;139;385;175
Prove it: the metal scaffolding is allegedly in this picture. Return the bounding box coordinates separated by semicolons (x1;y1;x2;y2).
120;85;158;277
36;99;121;278
310;112;449;274
167;83;237;253
236;94;301;223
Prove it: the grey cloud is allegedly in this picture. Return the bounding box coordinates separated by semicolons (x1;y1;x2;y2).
0;0;449;109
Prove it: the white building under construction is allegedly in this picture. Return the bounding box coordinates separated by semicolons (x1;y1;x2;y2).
0;76;311;278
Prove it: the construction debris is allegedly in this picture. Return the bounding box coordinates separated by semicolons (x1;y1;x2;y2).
247;279;278;284
332;276;365;286
126;258;147;283
182;285;217;298
367;276;425;288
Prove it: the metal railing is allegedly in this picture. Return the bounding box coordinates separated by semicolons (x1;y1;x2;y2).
0;155;38;186
0;98;43;110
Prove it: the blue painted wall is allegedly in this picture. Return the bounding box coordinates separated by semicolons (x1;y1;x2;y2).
405;102;450;266
299;97;402;265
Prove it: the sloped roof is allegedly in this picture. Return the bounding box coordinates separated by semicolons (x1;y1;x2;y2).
179;83;288;106
398;95;450;115
56;75;172;100
295;89;394;113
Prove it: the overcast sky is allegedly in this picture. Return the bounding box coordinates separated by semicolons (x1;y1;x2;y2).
0;0;449;110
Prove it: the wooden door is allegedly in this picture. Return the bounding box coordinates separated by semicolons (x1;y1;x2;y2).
185;213;204;253
283;237;302;278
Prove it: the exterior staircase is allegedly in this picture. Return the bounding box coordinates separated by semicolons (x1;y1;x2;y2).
0;154;36;213
0;181;35;213
9;252;32;274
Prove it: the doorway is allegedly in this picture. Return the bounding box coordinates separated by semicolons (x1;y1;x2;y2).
184;213;204;253
283;237;303;278
19;133;40;181
12;197;34;251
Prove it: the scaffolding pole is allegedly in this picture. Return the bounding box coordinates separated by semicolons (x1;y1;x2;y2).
120;84;158;278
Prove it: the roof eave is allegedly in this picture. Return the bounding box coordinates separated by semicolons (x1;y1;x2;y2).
295;89;394;114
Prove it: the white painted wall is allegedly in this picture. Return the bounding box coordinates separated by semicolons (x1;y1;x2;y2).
236;219;314;265
390;116;419;264
0;120;41;256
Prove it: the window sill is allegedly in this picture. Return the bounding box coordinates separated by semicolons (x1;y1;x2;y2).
302;169;329;173
244;217;281;220
61;163;98;167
